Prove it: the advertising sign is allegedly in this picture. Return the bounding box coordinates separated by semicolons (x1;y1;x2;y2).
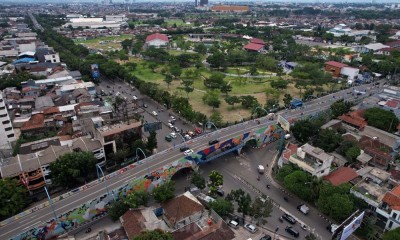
277;114;290;132
339;211;365;240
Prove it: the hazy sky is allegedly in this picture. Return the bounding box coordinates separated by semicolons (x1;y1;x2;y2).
3;0;400;3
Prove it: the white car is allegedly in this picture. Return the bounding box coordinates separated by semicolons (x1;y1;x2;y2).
170;132;177;138
171;116;176;121
184;149;194;156
244;223;257;233
133;95;138;100
152;111;158;116
168;123;174;128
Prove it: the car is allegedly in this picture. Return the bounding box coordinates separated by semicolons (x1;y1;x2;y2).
184;134;191;140
170;132;177;138
216;189;224;196
152;111;158;116
209;139;219;145
228;220;239;229
165;135;172;142
171;116;176;121
173;126;180;132
195;127;202;134
168;123;174;129
259;235;272;240
285;226;299;238
168;119;175;124
184;149;194;156
326;224;339;233
244;223;257;233
143;103;148;108
180;146;189;152
133;95;138;100
282;214;296;224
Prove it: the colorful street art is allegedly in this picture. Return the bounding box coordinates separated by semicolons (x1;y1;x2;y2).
10;123;282;240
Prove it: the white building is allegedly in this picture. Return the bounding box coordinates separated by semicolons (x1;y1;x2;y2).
0;92;16;149
63;18;123;29
287;143;334;178
353;43;389;54
105;15;127;23
341;66;360;81
376;185;400;231
56;82;96;96
327;24;352;37
145;33;169;48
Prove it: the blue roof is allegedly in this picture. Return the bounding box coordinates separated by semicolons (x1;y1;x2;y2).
12;58;36;65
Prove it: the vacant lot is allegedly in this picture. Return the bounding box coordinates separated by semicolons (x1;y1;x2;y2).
76;34;132;51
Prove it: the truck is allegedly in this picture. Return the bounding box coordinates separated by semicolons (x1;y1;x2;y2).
257;165;265;174
297;204;310;215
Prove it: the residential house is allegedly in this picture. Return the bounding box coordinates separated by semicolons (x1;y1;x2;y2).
285;143;334;178
353;43;390;54
35;48;60;63
35;96;55;111
20;113;46;136
21;86;41;98
338;110;368;130
325;61;348;78
323;167;359;186
376;185;400;231
243;43;264;52
145;33;169;48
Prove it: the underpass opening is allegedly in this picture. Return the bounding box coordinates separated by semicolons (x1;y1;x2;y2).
170;167;194;194
245;139;258;149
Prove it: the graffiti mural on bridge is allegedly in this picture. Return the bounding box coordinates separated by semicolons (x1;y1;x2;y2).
11;158;196;240
11;123;281;240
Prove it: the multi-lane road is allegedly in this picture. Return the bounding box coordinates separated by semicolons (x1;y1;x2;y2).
0;81;383;239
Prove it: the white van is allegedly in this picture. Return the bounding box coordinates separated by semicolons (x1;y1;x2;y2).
228;220;239;229
284;134;291;140
257;165;265;174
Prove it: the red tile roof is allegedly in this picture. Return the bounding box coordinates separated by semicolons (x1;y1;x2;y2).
43;106;60;115
386;99;400;109
161;194;204;227
323;167;359;186
338;110;367;130
121;210;145;240
243;43;264;51
380;47;397;52
386;40;400;47
382;185;400;211
283;143;298;161
250;38;265;45
145;33;169;43
21;113;45;131
325;61;348;68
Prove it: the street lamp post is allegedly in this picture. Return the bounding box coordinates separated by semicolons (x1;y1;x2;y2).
204;120;219;140
136;147;150;176
253;105;269;119
96;164;115;200
44;186;58;222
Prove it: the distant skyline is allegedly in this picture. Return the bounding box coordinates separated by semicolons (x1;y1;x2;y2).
2;0;400;3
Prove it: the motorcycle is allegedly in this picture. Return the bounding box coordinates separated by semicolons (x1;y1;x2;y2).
85;228;92;233
283;196;289;202
279;217;283;223
266;184;270;189
257;176;260;181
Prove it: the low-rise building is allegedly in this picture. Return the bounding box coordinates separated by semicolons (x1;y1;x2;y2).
243;43;264;52
325;61;348;78
376;186;400;231
145;33;169;48
286;143;334;178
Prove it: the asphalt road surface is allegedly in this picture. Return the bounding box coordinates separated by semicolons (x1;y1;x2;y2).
0;81;384;239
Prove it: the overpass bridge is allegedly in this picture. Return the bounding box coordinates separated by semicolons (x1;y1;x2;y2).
0;82;379;240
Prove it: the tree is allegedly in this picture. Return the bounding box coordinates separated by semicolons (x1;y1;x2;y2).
364;107;399;133
227;189;252;218
169;64;182;79
314;129;343;152
382;228;400;240
0;178;28;220
270;79;288;90
204;72;225;89
345;146;361;163
276;164;297;182
303;88;314;101
208;170;223;195
202;90;221;109
194;43;207;55
132;229;174;240
164;74;173;89
146;130;157;153
220;82;232;96
240;95;259;109
181;79;194;98
190;171;206;189
209;197;233;218
124;190;150;208
249;195;273;225
107;201;129;221
317;183;354;221
121;38;133;51
152;180;175;203
330;100;352;118
49;151;97;188
210;111;223;127
249;65;258;76
206;51;226;69
284;171;315;202
291;119;318;144
224;95;241;108
283;93;293;108
305;233;318;240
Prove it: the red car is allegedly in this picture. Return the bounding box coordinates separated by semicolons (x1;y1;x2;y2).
195;127;202;134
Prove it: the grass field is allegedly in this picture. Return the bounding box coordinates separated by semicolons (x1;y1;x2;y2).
165;19;193;27
77;34;132;51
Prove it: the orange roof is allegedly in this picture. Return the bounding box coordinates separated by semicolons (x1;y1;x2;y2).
323;167;359;186
21;114;45;131
338;110;367;130
43;106;59;115
283;143;298;161
382;186;400;211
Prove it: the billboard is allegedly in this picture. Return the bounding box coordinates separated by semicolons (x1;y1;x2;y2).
91;64;100;81
277;114;290;132
339;211;365;240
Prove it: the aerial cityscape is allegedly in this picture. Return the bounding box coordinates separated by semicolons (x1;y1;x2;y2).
0;1;400;240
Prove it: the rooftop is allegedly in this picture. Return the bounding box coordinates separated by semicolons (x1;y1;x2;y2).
243;43;264;51
300;143;333;162
382;185;400;211
324;167;359;186
98;122;142;137
145;33;168;42
325;60;348;68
